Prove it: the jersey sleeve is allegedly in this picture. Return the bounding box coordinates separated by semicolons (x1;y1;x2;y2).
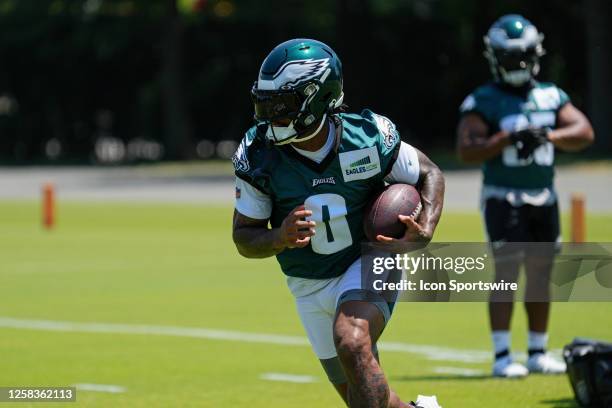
459;91;490;122
458;86;494;126
459;93;478;115
234;177;272;220
459;84;499;131
384;142;420;185
557;87;571;110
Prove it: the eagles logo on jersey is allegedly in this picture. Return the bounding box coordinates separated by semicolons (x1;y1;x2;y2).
231;135;252;173
373;114;400;149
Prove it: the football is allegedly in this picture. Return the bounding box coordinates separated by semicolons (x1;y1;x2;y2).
363;183;422;241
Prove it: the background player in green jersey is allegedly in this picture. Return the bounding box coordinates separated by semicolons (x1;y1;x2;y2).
232;39;445;407
456;15;594;378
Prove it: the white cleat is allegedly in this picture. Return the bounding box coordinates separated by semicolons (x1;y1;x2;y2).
527;352;567;374
492;356;528;378
413;395;442;408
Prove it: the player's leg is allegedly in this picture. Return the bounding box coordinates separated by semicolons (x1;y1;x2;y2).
333;299;409;408
524;202;566;374
331;257;422;407
483;198;527;377
291;283;350;402
294;295;405;406
329;346;383;405
328;346;395;406
290;274;388;406
523;240;552;335
484;198;520;328
303;257;438;407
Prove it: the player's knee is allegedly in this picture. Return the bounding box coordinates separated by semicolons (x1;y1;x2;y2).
333;317;371;359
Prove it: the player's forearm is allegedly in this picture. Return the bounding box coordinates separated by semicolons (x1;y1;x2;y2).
418;164;445;237
457;131;511;163
233;227;285;258
548;122;594;152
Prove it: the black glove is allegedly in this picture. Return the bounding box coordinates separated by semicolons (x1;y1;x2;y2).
509;127;549;159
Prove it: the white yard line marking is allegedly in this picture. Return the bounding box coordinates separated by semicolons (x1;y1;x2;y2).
432;366;485;377
0;317;489;363
378;341;489;363
260;373;318;383
0;317;309;346
74;383;126;393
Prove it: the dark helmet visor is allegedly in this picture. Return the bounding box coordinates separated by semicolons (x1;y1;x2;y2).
251;84;303;122
495;48;538;71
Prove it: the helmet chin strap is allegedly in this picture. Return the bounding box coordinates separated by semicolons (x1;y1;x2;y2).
272;114;328;146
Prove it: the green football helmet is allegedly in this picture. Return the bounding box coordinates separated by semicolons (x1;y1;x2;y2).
484;14;545;87
251;38;344;145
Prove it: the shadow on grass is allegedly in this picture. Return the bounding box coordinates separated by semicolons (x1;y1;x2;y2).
539;398;578;408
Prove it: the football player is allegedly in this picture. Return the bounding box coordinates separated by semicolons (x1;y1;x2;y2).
232;39;445;407
456;15;594;378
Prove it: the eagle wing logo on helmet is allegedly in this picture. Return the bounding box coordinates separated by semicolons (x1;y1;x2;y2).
271;58;330;89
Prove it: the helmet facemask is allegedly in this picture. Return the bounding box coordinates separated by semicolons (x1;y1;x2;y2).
252;80;344;145
483;18;545;87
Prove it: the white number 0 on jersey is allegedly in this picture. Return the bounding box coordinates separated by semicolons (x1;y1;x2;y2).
304;194;353;255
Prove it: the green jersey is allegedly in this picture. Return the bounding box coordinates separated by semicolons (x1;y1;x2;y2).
460;81;570;189
233;110;402;279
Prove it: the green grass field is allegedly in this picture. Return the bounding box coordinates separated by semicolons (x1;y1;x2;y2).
1;201;611;407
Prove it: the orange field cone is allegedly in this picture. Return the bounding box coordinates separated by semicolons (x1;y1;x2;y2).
42;183;55;229
570;193;585;243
